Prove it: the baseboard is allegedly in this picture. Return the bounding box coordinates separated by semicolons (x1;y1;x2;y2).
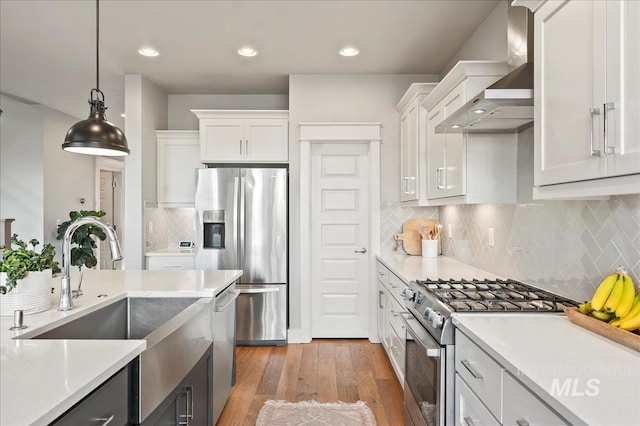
287;328;311;344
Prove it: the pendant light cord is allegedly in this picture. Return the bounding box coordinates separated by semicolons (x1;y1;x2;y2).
96;0;100;92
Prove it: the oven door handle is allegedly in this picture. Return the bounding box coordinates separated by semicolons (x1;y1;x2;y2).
402;314;442;358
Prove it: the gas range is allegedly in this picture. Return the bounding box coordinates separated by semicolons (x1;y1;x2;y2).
404;278;579;345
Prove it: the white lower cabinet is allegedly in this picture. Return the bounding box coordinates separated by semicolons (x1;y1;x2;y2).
376;260;407;386
455;374;500;426
502;372;566;426
146;255;195;270
455;330;568;426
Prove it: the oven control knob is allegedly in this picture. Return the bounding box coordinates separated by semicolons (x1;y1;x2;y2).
424;307;435;322
415;293;425;305
431;313;444;329
402;288;415;301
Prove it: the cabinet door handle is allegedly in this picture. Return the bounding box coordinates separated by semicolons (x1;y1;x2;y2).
185;385;194;420
409;176;416;194
378;290;384;309
604;102;615;154
239;139;243;155
436;168;446;189
461;359;483;379
96;415;114;426
354;247;367;254
589;107;601;157
464;417;478;426
245;140;249;157
403;177;410;194
516;420;530;426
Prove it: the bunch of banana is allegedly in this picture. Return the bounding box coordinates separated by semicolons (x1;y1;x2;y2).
576;267;640;332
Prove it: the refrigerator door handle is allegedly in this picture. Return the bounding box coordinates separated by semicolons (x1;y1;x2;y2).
239;175;246;275
239;287;281;294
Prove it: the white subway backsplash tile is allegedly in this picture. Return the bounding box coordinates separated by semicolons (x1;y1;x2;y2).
380;202;438;254
438;195;640;302
144;208;195;251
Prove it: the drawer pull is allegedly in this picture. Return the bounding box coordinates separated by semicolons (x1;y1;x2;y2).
463;417;478;426
164;265;182;269
516;420;530;426
96;415;114;426
378;271;385;276
461;360;483;379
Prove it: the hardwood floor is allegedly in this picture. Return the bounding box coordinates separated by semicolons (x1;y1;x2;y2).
217;339;404;425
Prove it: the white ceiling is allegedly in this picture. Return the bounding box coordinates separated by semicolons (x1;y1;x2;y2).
0;0;499;125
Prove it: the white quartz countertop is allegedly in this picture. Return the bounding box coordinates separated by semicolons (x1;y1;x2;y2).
0;268;242;426
453;315;640;426
145;248;195;256
376;253;500;283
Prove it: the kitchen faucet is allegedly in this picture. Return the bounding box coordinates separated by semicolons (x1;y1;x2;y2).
58;217;122;311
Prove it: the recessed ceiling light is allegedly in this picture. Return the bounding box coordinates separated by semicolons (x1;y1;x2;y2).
451;124;462;129
238;47;258;57
473;108;486;114
121;113;126;118
339;46;360;57
138;47;159;57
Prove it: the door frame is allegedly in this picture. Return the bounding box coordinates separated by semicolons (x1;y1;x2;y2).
95;157;125;269
298;123;381;343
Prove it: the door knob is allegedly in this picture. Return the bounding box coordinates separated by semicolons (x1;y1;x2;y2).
354;248;367;254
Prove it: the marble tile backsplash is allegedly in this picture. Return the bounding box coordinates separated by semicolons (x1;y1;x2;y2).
439;195;640;302
380;202;439;254
145;208;195;251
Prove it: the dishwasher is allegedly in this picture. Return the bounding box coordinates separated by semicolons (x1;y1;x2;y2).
212;282;240;424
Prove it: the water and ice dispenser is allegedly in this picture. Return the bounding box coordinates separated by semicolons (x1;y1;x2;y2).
203;210;225;249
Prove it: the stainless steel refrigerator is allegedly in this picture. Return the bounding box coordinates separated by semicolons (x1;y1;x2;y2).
195;167;287;346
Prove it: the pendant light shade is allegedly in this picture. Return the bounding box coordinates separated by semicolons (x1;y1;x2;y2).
62;0;129;156
63;90;129;156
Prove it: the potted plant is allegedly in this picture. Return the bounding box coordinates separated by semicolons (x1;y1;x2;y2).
0;235;60;315
56;210;108;275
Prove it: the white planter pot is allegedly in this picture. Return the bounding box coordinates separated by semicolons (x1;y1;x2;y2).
0;269;53;316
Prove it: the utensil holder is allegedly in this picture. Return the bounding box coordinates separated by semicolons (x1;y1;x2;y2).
421;240;438;258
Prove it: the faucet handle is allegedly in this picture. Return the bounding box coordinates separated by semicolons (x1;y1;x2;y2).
72;288;83;299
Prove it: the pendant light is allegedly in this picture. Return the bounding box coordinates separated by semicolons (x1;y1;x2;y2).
62;0;129;156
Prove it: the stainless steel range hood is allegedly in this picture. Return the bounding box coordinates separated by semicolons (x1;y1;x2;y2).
436;5;534;134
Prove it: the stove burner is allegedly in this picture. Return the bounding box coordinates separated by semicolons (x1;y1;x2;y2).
413;278;577;313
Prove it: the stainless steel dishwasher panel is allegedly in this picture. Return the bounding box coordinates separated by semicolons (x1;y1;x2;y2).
212;283;240;424
236;284;287;346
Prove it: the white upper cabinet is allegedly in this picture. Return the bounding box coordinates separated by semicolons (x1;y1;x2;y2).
534;0;640;198
426;82;468;200
156;131;202;206
420;61;519;206
396;84;436;202
192;110;289;163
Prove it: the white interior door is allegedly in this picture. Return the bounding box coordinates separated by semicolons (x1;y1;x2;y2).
98;170;124;270
99;171;114;270
310;143;370;338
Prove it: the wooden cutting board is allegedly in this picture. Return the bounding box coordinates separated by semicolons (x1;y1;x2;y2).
394;219;440;255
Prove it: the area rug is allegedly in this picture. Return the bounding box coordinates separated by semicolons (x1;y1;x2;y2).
255;400;377;426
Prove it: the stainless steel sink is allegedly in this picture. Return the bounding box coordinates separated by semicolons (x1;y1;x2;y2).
21;296;214;424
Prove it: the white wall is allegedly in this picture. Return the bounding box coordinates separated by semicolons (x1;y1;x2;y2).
42;107;97;258
0;95;45;243
124;75;168;269
168;94;289;130
287;73;436;336
0;95;99;266
440;0;508;77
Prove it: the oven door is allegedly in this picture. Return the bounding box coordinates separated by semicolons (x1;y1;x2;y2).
403;313;445;426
